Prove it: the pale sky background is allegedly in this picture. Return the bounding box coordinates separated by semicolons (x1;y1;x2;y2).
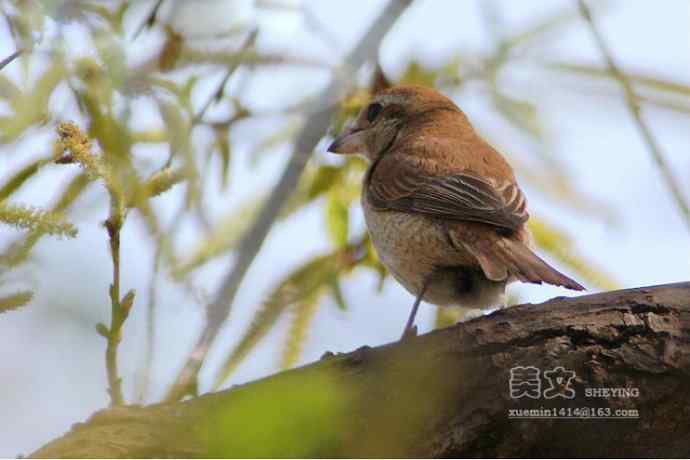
0;0;689;456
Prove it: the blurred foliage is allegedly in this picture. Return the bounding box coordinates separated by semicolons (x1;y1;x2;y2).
0;200;77;236
206;370;349;457
434;306;467;330
0;0;687;420
213;237;368;387
0;289;32;313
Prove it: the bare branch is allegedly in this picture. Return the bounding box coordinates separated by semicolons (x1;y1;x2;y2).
0;49;22;71
191;28;258;125
131;0;165;39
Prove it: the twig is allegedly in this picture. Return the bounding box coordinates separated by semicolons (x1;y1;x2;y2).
132;0;165;40
165;0;415;401
55;122;134;406
192;29;258;125
104;219;124;406
576;0;690;231
103;217;136;407
0;49;22;71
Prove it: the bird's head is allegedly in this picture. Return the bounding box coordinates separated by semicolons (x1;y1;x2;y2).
327;85;461;161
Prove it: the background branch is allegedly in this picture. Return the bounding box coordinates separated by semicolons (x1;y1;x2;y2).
577;0;690;231
0;49;22;71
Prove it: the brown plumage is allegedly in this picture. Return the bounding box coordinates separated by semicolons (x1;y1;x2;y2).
328;85;584;338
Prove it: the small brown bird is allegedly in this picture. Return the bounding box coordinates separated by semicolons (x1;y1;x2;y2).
328;85;584;339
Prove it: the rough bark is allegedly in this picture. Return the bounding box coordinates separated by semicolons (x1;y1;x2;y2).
31;282;690;458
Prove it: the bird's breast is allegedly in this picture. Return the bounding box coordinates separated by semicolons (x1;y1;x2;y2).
361;191;494;306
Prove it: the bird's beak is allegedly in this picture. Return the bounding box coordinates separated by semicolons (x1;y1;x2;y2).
327;126;366;154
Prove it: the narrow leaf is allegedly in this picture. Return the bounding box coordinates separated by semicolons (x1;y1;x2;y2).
280;289;323;370
0;201;77;237
0;173;91;266
211;240;367;389
329;276;348;311
215;126;232;189
120;290;136;313
325;191;349;247
0;158;50;201
0;291;32;313
212;255;334;387
96;323;110;338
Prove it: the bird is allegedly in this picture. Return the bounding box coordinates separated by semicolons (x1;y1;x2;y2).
327;85;584;339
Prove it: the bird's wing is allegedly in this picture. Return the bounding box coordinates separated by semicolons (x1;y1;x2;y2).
367;155;528;231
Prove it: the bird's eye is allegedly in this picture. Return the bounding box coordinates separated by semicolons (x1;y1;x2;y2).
366;102;383;122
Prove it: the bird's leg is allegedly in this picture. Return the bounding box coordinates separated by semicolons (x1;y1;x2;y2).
400;276;431;341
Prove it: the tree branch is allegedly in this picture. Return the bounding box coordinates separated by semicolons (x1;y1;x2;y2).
0;49;22;71
31;282;690;458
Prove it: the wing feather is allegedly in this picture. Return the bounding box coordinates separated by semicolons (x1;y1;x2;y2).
368;156;528;231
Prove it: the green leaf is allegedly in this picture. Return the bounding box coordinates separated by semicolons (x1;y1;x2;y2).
158;98;190;148
0;158;50;201
213;240;364;388
0;74;20;100
361;237;388;292
325;191;349;247
0;291;32;314
215;125;232;189
129;167;185;207
0;201;78;237
179;76;199;114
212;254;335;387
120;289;136;313
93;29;127;92
1;60;65;143
157;97;199;206
95;322;110;338
329;276;348;311
280;289;323;370
281;164;344;219
307;166;343;200
0;173;91;266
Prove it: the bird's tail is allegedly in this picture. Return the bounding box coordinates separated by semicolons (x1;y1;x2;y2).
459;232;585;291
494;238;584;290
